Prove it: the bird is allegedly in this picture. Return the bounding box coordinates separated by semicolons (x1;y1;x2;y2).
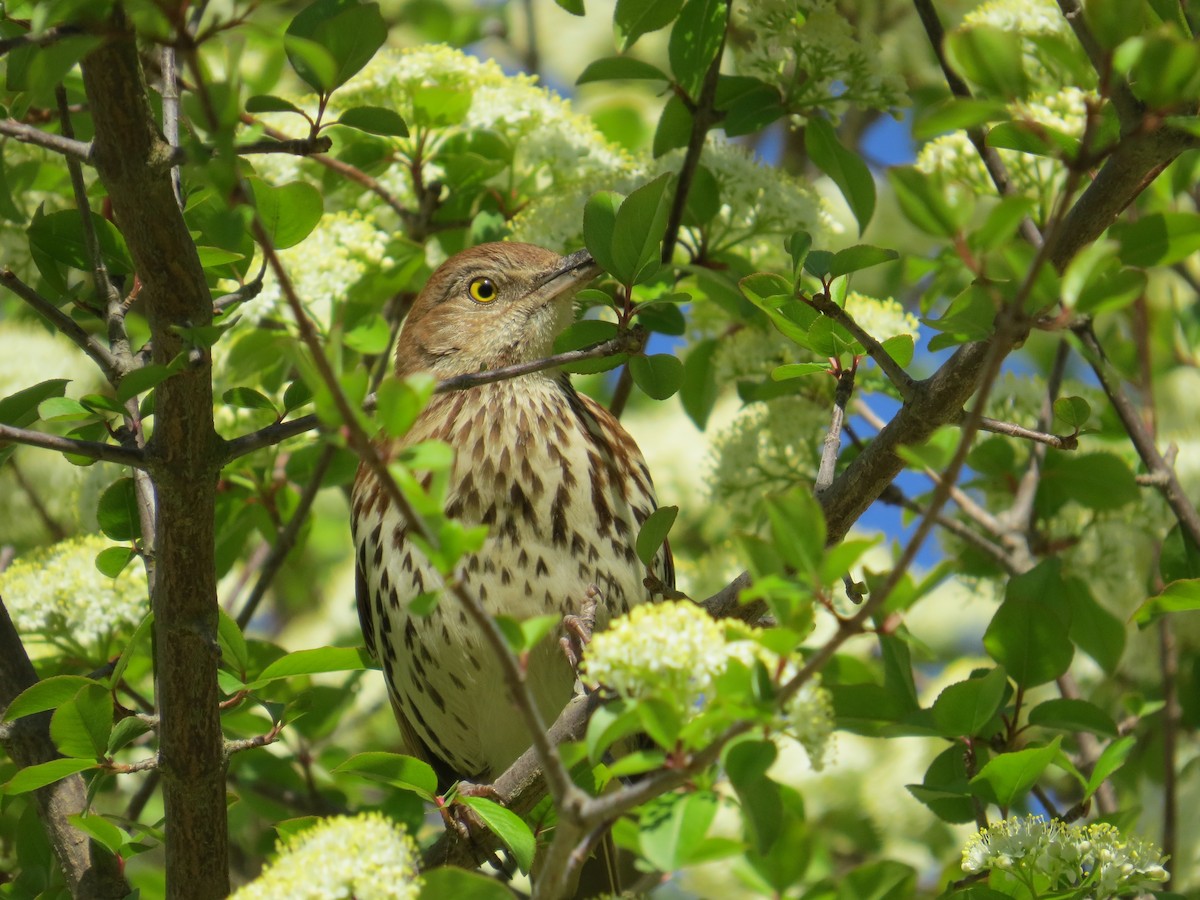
351;241;674;794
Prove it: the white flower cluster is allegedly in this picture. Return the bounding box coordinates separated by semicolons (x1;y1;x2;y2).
962;815;1168;898
336;45;637;252
708;394;827;518
655;139;835;264
844;291;920;343
962;0;1071;39
243;210;392;325
582;601;833;768
0;534;147;653
730;0;907;121
230;813;421;900
917;87;1094;195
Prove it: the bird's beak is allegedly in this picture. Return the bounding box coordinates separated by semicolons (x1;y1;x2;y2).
531;249;603;303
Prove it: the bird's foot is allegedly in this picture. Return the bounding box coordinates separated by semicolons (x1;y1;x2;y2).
439;782;508;868
560;583;602;670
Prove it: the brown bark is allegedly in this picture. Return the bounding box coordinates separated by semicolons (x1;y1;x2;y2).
80;19;228;899
0;601;131;899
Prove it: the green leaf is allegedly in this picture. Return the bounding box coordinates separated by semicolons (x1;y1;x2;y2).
0;379;69;429
286;0;387;91
457;796;535;873
97;477;142;542
246;94;305;115
344;313;391;354
249;177;324;251
614;0;684;50
945;25;1029;97
715;75;785;135
725;740;781;853
50;684;112;759
838;860;916;900
95;546;135;578
37;396;93;422
668;0;726;96
1085;735;1135;798
1052;396;1090;430
612;173;673;285
888;167;969;238
636;506;678;567
1037;452;1138;514
1134;578;1200;626
418;868;515;900
585;701;642;764
881;334;914;367
27;207;134;276
983;561;1073;687
652;93;693;157
1028;698;1118;738
254;646;374;684
969;736;1062;807
909;745;975;824
772;362;828;381
2;758;97;795
116;363;179;403
680;338;719;428
913;98;1010;140
576;56;670;84
376;373;436;437
282;34;338;94
337;105;409;137
217;608;249;677
828;244;899;279
1112;212;1200;267
638;790;719;871
332;752;438;799
929;667;1007;738
583;191;621;278
67;814;127;854
1062;577;1125;673
764;488;825;580
3;675;98;722
222;387;278;414
630;353;683;400
805;117;875;234
553;320;626;375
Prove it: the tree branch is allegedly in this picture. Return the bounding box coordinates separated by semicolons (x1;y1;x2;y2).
815;366;855;493
0;597;131;899
808;293;916;400
220;332;644;463
0;423;145;466
0;269;127;382
0;118;92;163
1073;321;1200;549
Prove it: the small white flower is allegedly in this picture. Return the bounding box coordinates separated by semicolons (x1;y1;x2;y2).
230;813;422;900
843;292;920;343
1;534;147;655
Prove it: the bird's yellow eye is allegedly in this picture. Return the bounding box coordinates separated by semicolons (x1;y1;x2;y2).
468;277;497;303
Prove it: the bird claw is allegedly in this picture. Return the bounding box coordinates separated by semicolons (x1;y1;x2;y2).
560;583;602;670
440;782;508;868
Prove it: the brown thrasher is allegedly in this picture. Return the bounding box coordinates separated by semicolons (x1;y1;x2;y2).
351;242;673;788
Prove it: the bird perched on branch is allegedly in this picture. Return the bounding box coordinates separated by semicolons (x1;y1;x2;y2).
352;242;673;792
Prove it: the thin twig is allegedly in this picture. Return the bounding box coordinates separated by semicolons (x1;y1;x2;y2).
234;135;334;157
912;0;1044;248
0;423;145;467
0;24;84;57
0;269;125;382
235;443;337;629
0;119;92;163
1005;338;1072;532
56;87;128;362
974;414;1076;450
1073;322;1200;549
221;332;643;463
1054;0;1142;127
816;367;855;493
808;293;916;400
878;485;1020;574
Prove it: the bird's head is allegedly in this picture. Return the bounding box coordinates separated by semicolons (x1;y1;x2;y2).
395;242;601;378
